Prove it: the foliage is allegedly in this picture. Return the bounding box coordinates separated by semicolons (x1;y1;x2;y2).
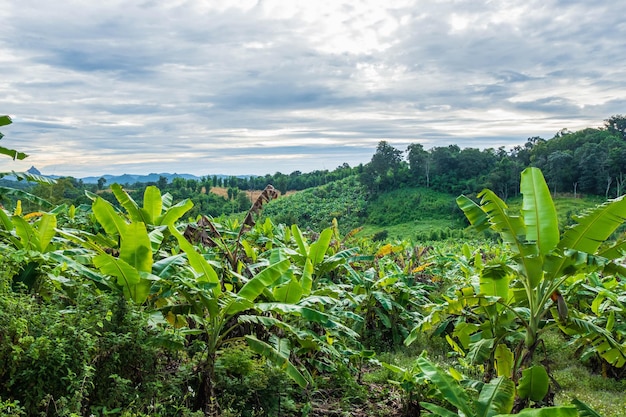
0;284;192;416
262;175;367;233
408;167;626;413
365;186;463;227
3;132;626;417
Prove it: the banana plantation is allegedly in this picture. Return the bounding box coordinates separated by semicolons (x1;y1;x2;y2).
2;116;626;416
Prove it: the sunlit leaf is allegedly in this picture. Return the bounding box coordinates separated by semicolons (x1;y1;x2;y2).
520;167;559;255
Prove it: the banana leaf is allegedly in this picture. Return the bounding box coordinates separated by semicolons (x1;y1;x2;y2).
520;167;559;255
245;335;311;388
476;376;514;417
416;356;474;417
559;195;626;254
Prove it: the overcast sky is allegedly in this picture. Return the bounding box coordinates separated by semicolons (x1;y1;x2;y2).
1;0;625;177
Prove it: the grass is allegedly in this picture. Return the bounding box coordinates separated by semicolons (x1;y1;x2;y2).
543;329;626;417
359;193;610;242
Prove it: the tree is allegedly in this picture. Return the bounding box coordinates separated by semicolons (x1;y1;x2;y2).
32;177;87;205
360;141;403;195
605;137;626;196
97;177;107;190
487;155;522;200
575;142;607;194
406;143;430;187
604;114;626;140
545;150;574;194
157;175;168;190
429;145;461;192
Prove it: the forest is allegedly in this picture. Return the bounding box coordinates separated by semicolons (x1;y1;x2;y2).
1;114;626;417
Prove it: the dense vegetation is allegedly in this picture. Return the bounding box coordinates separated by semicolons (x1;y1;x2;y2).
2;114;626;416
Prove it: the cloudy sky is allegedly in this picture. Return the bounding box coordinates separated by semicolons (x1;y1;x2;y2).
1;0;625;177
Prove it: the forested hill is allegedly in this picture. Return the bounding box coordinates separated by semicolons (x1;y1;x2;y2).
359;114;626;200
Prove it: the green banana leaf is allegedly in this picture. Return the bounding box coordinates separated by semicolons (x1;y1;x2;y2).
273;276;304;303
35;213;57;252
456;194;490;233
416;356;474;417
571;398;604;417
517;365;549;402
291;224;309;256
257;302;360;340
420;402;459;417
0;115;12;127
49;252;116;290
157;198;194;226
142;186;162;224
111;183;146;223
93;197;128;237
93;253;150;304
300;257;313;295
12;216;39;251
119;222;152;273
559;195;626;254
520;167;559;255
169;225;220;292
494;344;514;378
477;189;525;252
245;335;311;388
238;259;290;301
0;186;54;206
476;376;515;417
496;406;577;416
309;228;333;265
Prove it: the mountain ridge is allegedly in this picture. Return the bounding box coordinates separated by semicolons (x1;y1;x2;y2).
20;167;255;184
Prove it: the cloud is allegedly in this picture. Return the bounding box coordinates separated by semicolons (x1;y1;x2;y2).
1;0;625;177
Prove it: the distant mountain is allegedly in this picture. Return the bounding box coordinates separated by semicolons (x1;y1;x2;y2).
80;172;203;184
27;166;42;175
3;167;255;184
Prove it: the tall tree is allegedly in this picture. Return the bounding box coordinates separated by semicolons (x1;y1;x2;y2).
545;150;574;194
406;143;430;187
605;114;626;140
360;141;403;195
97;177;107;191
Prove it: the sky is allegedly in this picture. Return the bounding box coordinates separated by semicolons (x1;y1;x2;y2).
1;0;625;178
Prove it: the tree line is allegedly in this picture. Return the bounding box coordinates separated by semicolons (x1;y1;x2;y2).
360;114;626;199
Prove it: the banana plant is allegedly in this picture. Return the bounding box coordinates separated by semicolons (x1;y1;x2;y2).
55;186;194;303
381;360;428;415
558;272;626;374
416;356;601;417
416;355;516;417
87;185;191;303
348;256;428;348
158;227;321;415
454;168;626;369
0;206;64;292
407;168;626;409
103;183;194;228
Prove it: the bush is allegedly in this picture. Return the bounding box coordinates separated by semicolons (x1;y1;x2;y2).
215;343;303;416
0;284;194;416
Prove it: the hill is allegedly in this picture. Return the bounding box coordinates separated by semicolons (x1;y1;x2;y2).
260;175;610;242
